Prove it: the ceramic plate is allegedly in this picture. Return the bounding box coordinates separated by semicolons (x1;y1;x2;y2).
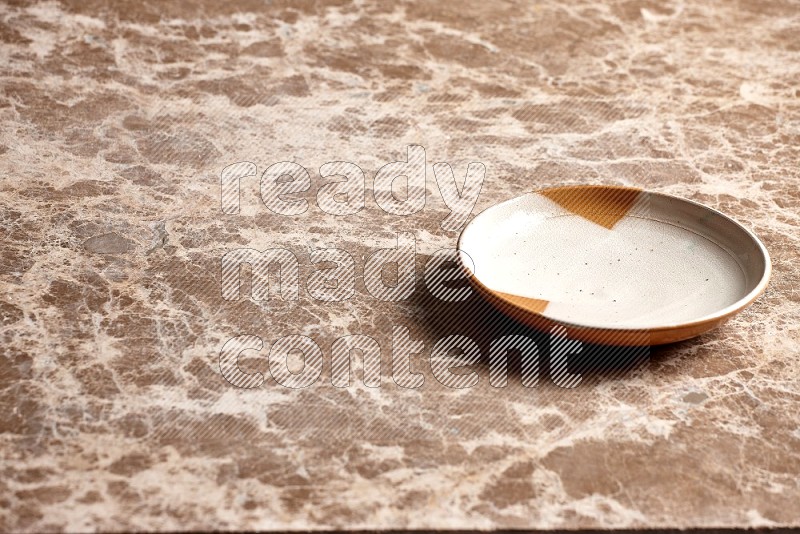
458;185;771;346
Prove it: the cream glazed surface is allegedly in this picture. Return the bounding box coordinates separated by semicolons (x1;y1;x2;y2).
458;187;770;332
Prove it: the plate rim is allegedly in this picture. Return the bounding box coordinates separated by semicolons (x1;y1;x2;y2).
456;184;772;344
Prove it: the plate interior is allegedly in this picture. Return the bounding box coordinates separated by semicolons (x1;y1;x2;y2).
459;189;766;330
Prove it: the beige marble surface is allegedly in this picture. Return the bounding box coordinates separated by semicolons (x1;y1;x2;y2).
1;0;799;531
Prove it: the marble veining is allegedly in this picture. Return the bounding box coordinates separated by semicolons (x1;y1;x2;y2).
1;0;799;531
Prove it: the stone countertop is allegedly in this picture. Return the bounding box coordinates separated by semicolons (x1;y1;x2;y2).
1;0;799;531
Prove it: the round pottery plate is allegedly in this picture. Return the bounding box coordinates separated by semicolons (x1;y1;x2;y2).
457;185;771;346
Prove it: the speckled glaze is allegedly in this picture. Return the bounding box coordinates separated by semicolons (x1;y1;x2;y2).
1;0;799;531
458;185;772;345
